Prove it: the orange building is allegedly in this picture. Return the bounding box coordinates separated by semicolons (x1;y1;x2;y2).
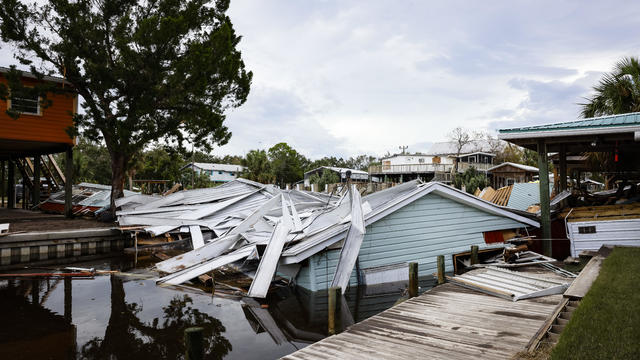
0;67;77;213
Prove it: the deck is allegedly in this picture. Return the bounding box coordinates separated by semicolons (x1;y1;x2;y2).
283;282;563;360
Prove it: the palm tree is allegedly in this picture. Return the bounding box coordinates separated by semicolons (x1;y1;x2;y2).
581;57;640;117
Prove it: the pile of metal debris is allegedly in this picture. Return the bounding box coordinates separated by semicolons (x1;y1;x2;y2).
116;178;434;298
40;182;137;216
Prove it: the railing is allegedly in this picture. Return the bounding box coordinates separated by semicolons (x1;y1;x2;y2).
369;162;492;174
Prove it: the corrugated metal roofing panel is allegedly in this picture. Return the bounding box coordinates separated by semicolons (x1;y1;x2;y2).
448;267;570;301
506;182;553;211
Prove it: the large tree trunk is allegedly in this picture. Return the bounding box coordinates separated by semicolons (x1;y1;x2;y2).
109;152;128;217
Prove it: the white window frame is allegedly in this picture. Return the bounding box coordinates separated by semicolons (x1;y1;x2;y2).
8;88;41;116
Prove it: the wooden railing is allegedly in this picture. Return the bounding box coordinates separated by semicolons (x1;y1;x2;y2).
369;162;492;174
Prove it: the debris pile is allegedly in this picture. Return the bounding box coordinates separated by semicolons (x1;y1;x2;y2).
40;182;137;216
116;178;424;298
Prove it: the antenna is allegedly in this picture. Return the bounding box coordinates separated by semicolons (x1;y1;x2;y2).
399;145;408;154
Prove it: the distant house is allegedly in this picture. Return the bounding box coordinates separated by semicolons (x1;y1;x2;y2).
303;166;369;187
368;142;496;183
182;162;245;183
487;162;539;188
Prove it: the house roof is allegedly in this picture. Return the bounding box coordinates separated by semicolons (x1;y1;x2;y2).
183;162;245;172
499;112;640;139
0;66;71;86
281;180;540;263
380;153;432;161
488;162;539;173
459;151;497;157
428;141;494;155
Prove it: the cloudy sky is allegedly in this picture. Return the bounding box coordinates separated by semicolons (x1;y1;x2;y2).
2;1;640;159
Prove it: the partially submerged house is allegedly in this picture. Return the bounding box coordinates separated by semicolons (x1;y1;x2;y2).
286;181;538;291
182;162;245;183
116;179;538;297
487;162;538;188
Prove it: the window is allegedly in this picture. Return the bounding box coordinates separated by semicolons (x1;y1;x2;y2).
10;91;40;115
218;171;223;175
418;158;425;163
578;226;596;234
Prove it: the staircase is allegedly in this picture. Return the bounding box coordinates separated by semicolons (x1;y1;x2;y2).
13;155;66;202
543;299;580;345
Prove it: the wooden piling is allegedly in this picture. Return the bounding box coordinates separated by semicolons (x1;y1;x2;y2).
470;245;479;265
409;262;418;298
437;255;445;285
184;327;204;360
328;286;341;335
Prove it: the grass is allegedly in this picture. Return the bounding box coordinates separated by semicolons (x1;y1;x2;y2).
551;247;640;360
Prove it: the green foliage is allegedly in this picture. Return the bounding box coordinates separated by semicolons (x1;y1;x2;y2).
136;145;184;184
181;170;213;190
552;248;640;360
55;138;112;185
453;167;488;194
581;57;640;117
308;170;340;190
268;143;308;187
242;149;273;183
0;0;252;203
306;155;378;172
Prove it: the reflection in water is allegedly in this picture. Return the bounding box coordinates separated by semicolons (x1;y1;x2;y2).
0;258;435;360
80;276;231;360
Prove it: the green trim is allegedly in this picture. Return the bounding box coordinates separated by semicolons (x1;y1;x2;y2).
499;112;640;134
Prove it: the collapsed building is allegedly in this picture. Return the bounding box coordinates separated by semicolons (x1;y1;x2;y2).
116;178;539;297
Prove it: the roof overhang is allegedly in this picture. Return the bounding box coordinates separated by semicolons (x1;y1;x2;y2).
499;126;640;153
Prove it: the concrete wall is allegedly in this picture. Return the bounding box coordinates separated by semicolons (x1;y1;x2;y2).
0;228;130;270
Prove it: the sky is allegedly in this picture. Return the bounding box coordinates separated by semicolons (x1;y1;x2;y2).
2;1;640;159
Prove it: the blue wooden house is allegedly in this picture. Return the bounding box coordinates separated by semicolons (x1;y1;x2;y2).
280;181;538;292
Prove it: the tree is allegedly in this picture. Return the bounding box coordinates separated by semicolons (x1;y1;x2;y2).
241;149;273;184
268;143;308;187
308;169;340;191
0;0;252;212
453;167;488;194
581;57;640;117
448;127;474;172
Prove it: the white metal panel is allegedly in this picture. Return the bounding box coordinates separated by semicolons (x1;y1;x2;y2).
568;218;640;257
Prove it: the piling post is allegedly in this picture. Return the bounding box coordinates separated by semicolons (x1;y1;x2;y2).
184;327;204;360
328;286;341;335
437;255;445;285
470;245;479;265
408;262;418;298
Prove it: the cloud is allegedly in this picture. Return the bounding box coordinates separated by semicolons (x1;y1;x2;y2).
3;1;640;159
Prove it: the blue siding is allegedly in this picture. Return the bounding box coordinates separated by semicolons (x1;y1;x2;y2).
297;192;529;291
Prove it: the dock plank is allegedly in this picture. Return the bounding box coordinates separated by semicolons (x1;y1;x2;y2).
282;282;563;359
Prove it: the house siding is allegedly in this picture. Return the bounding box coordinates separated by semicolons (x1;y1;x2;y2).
296;192;529;291
0;76;75;145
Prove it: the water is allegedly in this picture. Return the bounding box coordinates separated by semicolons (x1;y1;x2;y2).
0;258;435;359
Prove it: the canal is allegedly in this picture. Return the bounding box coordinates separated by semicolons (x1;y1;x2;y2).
0;257;435;359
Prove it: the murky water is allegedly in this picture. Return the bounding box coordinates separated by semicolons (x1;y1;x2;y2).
0;258;435;359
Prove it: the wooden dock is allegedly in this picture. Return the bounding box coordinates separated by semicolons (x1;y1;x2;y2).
283;281;564;359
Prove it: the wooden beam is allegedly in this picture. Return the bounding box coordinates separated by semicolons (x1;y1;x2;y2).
7;160;15;209
64;147;73;218
32;155;40;208
559;145;567;192
1;160;4;208
537;139;552;257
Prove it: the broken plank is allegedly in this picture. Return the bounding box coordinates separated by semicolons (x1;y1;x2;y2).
190;225;205;249
331;185;365;293
157;246;256;285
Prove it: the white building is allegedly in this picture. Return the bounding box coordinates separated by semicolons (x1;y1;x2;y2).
182;162;245;183
303;166;369;187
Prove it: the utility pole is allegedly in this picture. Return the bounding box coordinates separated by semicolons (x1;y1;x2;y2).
399;145;408;155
